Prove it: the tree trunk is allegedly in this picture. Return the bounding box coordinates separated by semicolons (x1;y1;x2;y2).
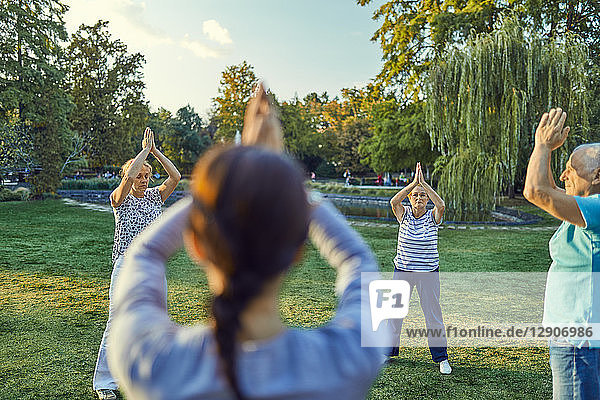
17;0;23;119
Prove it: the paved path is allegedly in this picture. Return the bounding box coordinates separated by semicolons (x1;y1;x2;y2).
62;198;112;213
349;219;558;231
62;198;559;231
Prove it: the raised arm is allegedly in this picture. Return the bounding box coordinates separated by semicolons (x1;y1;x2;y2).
241;82;283;153
110;128;153;208
309;199;379;294
390;163;420;222
547;151;565;193
152;140;182;203
417;164;445;224
523;108;584;226
308;197;392;377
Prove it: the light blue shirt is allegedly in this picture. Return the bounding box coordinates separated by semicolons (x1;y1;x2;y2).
108;198;391;400
543;194;600;347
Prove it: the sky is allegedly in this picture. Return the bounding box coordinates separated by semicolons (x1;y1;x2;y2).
63;0;384;119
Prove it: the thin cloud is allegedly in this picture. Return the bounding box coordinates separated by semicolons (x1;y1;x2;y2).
180;35;221;59
202;19;233;45
64;0;229;59
64;0;172;47
113;0;165;41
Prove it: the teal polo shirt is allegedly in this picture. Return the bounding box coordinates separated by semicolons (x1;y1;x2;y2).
543;194;600;347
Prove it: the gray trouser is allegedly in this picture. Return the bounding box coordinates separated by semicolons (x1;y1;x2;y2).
388;269;448;362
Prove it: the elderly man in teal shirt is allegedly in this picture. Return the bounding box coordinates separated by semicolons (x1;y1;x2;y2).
524;107;600;399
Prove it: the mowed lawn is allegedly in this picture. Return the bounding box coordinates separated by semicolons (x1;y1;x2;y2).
0;199;557;399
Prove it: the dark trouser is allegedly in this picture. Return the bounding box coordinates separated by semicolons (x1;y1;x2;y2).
388;268;448;363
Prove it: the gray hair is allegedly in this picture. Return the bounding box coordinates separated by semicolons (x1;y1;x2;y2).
574;144;600;175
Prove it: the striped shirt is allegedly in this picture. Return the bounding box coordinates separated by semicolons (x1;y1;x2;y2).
393;206;440;272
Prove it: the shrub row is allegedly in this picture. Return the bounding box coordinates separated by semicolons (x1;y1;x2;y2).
306;181;396;198
55;178;396;198
0;187;30;202
60;177;121;190
59;178;190;191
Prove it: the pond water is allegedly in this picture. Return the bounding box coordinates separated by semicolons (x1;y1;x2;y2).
328;198;396;222
57;189;520;224
326;196;505;223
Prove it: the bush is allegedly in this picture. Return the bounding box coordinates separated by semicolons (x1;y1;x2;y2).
59;177;190;192
13;187;30;200
305;181;396;197
0;188;28;202
39;192;61;200
314;161;338;179
59;177;121;190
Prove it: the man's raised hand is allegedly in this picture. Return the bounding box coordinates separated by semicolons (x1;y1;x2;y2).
535;108;570;151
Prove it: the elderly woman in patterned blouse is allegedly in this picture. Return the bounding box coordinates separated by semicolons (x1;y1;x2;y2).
93;127;181;400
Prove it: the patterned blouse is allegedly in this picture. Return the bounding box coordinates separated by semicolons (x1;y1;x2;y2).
111;186;163;264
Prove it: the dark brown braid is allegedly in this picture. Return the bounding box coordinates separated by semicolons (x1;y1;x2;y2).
189;146;309;399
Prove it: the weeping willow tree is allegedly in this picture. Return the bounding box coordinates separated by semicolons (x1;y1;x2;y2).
426;17;589;221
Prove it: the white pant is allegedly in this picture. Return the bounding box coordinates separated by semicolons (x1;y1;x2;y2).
93;256;168;390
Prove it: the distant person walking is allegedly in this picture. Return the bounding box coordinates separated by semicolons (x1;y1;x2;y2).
524;108;600;400
388;162;451;374
93;128;181;400
344;168;351;186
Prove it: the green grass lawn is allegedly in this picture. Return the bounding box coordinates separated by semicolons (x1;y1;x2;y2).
0;200;557;399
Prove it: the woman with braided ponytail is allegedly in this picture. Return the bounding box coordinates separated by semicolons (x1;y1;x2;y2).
107;84;391;399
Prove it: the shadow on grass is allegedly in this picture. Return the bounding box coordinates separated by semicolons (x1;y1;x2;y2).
1;200;555;399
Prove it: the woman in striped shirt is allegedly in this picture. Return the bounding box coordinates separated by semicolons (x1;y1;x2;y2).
388;162;452;374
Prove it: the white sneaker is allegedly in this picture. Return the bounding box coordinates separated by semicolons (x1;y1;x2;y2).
439;360;452;374
96;389;117;400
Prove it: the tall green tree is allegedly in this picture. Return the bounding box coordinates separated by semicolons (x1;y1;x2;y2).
334;116;373;175
340;86;379;119
333;85;388;175
526;1;600;57
0;122;33;186
0;0;72;194
65;20;147;168
358;1;600;99
158;105;212;174
426;17;589;220
279;97;334;172
211;61;258;142
358;0;503;98
359;101;436;173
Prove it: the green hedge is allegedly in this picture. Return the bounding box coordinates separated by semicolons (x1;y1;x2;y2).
59;178;190;191
0;187;30;202
306;181;396;198
57;178;396;198
59;178;121;190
